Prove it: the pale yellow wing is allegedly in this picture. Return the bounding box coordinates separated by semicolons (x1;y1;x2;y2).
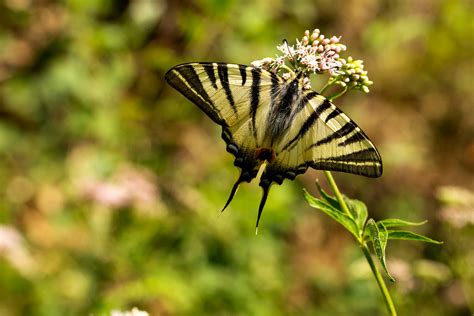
270;92;382;179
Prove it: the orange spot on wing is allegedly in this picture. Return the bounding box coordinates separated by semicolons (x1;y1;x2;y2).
255;148;276;163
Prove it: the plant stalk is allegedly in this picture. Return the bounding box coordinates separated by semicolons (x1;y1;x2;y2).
323;170;397;315
328;86;348;101
361;243;397;316
323;171;351;217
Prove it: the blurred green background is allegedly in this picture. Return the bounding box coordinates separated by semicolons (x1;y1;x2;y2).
0;0;473;315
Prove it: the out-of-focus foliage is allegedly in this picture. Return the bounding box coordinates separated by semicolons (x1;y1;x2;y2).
0;0;472;315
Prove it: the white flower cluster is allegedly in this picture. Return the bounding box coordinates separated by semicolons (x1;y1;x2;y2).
276;29;346;75
250;28;373;93
330;57;373;93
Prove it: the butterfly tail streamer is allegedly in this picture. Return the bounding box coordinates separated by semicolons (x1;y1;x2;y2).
255;181;271;234
221;174;246;214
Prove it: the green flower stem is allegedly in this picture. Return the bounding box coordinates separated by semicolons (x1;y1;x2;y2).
323;170;397;316
279;64;294;73
319;78;338;95
323;171;352;218
361;243;397;316
328;86;348;101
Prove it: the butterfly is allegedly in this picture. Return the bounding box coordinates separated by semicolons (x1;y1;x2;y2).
165;62;382;230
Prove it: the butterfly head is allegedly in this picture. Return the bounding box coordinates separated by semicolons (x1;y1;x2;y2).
285;69;311;91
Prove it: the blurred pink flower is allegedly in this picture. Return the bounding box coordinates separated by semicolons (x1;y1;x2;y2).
388;259;415;293
110;307;149;316
439;206;474;228
83;181;130;208
0;225;35;275
80;166;161;213
437;186;474;228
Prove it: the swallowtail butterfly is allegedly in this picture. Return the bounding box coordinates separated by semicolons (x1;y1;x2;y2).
165;62;382;230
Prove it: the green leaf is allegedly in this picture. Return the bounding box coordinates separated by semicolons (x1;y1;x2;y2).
315;181;340;210
367;219;395;282
387;230;443;244
378;218;427;228
345;197;368;232
304;189;359;239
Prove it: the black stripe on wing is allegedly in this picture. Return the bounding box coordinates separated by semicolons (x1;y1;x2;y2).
324;107;342;123
239;65;247;86
310;122;357;148
281;98;331;151
250;68;261;138
165;65;223;125
310;148;383;177
337;132;367;147
328;148;380;162
217;64;237;115
311;161;382;177
203;64;218;90
289;90;320;121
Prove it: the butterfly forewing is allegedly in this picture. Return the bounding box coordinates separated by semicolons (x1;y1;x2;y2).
272;93;382;178
166;63;289;155
166;63;278;121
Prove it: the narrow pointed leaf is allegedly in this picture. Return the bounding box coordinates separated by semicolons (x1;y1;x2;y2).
378;218;427;228
304;189;359;239
345;197;368;232
367;219;395;282
387;230;443;244
315;181;340;211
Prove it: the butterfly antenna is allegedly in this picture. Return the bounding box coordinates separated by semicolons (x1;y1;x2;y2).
255;180;271;235
283;39;297;69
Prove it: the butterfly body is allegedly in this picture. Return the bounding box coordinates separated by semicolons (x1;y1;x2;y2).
265;74;305;145
165;62;382;229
